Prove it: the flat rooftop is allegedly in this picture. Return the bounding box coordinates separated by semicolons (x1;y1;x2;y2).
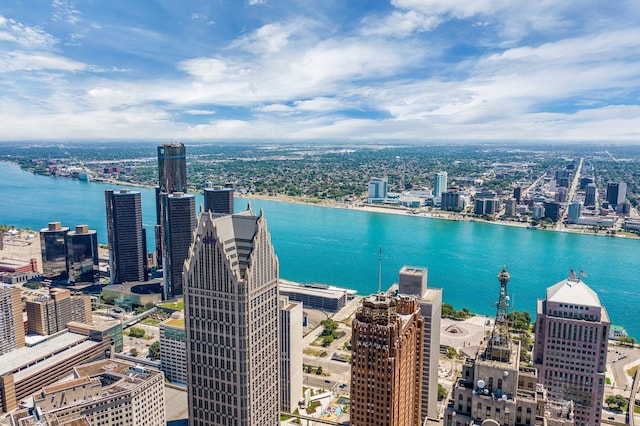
162;318;185;328
279;281;351;299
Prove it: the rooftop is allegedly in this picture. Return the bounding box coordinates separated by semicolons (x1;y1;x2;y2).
279;281;348;299
162;318;185;328
546;277;602;308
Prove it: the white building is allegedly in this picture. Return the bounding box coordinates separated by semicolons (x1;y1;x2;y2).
279;296;303;413
367;177;388;204
160;316;187;385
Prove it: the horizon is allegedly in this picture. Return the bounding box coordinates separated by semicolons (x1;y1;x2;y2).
1;1;639;143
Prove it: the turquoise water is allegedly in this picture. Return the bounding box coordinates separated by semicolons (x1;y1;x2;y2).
1;161;638;337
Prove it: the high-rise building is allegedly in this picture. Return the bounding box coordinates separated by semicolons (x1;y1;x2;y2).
10;359;165;426
0;287;25;355
350;293;424;426
579;177;593;190
434;171;448;199
584;183;596;207
368;177;388;203
441;191;462;211
67;225;99;284
534;272;609;426
161;192;196;299
184;209;280;426
26;288;92;336
504;198;517;217
556;186;568;203
445;268;574;426
105;189;148;284
204;185;235;215
567;201;581;224
544;201;562;222
398;266;442;422
279;296;303;413
606;182;627;211
40;222;69;281
160;317;187;385
513;186;524;203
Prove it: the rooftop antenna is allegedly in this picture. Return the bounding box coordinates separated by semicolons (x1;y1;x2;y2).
377;246;382;294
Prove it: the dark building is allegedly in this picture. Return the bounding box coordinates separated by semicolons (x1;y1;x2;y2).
557;177;570;188
105;189;147;284
40;222;69;281
513;186;524;203
474;198;500;215
606;182;627;211
67;225;99;284
579;177;593;190
543;201;562;222
161;192;196;299
441;191;462;211
204;186;234;215
584;183;596;207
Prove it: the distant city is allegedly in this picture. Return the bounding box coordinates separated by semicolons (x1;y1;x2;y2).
0;142;638;426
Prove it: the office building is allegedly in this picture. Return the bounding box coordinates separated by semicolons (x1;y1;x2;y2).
204;185;235;215
160;317;187;385
606;182;627;211
279;281;350;312
184;208;280;425
350;293;424;426
10;359;165;426
567;201;581;224
155;143;187;270
67;319;124;353
532;204;545;219
66;225;99;284
445;268;574;426
0;287;25;355
160;192;196;299
504;199;517;217
441;191;462;211
584;184;596;207
556;187;568;203
40;222;69;281
579;177;593;190
26;288;92;336
544;201;562;222
279;296;303;413
513;187;524;203
0;331;112;414
368;177;388;203
434;171;448;200
534;272;609;426
105;189;148;284
474;198;501;215
398;266;442;422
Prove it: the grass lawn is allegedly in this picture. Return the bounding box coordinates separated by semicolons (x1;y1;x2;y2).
159;300;184;310
303;348;324;357
627;365;638;377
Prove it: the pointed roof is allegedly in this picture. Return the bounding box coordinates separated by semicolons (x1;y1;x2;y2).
546;277;601;308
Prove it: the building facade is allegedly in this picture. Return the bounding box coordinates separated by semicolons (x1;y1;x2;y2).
66;225;99;283
279;296;303;413
584;184;596;207
26;288;92;336
0;287;25;355
40;222;69;281
184;209;280;426
533;273;609;426
160;317;187;385
204;186;235;215
606;182;627;211
105;189;148;284
161;192;196;299
350;293;424;426
368;177;388;203
434;172;448;200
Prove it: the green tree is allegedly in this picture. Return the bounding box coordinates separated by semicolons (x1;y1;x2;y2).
316;366;323;375
507;311;532;331
129;327;145;338
445;347;458;359
148;341;160;360
438;384;448;401
129;347;139;357
605;394;628;409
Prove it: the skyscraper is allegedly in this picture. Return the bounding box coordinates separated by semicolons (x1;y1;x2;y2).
67;225;99;284
350;293;424;426
0;287;25;355
204;185;234;215
184;208;280;426
534;272;610;426
40;222;69;281
279;296;303;413
156;143;187;270
606;181;627;210
105;189;147;284
584;183;596;207
398;266;442;422
161;192;196;299
367;177;388;203
26;288;92;336
434;171;448;200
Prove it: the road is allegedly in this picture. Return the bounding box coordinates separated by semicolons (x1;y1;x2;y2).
556;157;583;231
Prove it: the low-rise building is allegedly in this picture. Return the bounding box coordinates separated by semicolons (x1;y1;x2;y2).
159;317;186;385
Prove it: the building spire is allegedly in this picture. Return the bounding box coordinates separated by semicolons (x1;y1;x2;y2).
377;246;382;293
485;267;512;363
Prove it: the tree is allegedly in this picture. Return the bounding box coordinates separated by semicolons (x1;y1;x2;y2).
619;336;636;347
316;366;323;375
605;394;628;409
129;347;139;357
445;347;458;359
129;327;145;338
438;384;448;401
148;341;160;360
507;311;532;332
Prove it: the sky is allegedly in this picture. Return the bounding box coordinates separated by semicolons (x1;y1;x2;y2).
1;0;639;143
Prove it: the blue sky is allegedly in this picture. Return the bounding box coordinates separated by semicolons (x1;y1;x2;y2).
1;0;639;142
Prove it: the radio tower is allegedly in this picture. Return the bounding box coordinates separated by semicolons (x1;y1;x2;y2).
485;267;512;363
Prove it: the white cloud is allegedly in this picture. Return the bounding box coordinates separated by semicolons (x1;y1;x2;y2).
184;109;216;115
0;51;87;72
0;15;58;49
52;0;82;25
248;0;266;5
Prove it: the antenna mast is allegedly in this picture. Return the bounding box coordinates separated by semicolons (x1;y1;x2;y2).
377;246;382;293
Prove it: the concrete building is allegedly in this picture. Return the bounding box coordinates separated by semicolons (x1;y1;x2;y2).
278;281;351;312
101;279;163;308
441;191;462;211
66;225;99;284
434;172;448;200
160;192;196;299
445;269;574;426
159;317;187;385
368;177;388;204
474;198;501;215
26;288;92;336
204;185;235;215
350;294;424;426
556;187;568;203
0;331;112;414
504;199;517;217
10;359;165;426
279;296;303;413
534;273;610;426
606;182;627;211
0;286;25;355
105;189;148;284
544;201;562;222
584;184;596;207
40;222;69;281
567;202;581;224
397;266;442;423
532;204;545;219
184;208;280;425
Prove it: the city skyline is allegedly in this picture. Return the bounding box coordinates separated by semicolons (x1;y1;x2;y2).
1;1;639;142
